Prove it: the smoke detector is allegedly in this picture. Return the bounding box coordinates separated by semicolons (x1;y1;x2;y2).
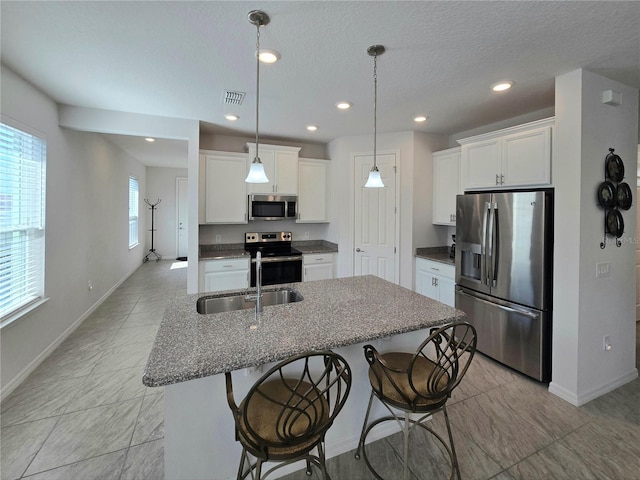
222;90;246;105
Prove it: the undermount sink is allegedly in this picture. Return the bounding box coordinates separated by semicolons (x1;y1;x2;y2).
196;287;303;314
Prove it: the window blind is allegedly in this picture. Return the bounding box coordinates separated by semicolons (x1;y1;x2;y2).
128;175;139;248
0;122;46;321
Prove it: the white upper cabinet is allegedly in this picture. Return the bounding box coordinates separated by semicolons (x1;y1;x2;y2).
201;152;247;224
246;143;300;195
298;158;330;223
459;118;553;191
432;147;461;225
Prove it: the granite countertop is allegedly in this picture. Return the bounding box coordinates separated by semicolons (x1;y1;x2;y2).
292;240;338;254
199;240;338;260
142;275;465;387
415;246;455;266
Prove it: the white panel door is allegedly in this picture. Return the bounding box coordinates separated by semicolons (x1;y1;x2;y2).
176;177;188;259
354;154;396;282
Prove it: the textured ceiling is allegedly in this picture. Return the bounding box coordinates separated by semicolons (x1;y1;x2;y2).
1;1;639;167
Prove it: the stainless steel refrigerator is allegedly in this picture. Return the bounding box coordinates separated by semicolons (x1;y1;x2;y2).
455;190;553;381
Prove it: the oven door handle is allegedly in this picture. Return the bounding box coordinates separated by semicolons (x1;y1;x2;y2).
252;256;302;263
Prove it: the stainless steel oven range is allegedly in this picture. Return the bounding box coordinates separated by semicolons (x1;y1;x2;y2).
244;232;303;287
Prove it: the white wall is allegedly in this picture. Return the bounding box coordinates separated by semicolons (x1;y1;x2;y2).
0;66;147;396
199;223;329;246
550;69;639;405
146;167;188;259
199;132;327;159
327;131;448;288
57;105;200;293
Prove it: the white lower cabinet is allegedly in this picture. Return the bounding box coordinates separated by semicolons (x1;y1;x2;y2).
303;253;335;282
199;258;249;293
415;258;455;307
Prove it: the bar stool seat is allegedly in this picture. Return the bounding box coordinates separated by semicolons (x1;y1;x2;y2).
355;321;477;480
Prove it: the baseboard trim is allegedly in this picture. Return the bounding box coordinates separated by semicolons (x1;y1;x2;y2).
549;368;639;406
0;264;139;402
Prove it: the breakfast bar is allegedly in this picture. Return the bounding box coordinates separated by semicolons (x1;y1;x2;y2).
143;275;465;480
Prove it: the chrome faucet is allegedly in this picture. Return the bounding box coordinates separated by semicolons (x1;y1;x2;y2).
255;251;263;314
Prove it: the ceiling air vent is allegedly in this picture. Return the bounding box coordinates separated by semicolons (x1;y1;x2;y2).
222;90;246;106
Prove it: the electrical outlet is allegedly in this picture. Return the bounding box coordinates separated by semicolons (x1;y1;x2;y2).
244;364;263;376
215;235;222;243
303;232;309;240
603;335;612;351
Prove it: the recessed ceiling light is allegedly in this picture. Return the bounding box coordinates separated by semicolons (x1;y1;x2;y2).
491;80;514;92
306;125;318;132
413;115;428;123
336;101;352;110
258;49;280;64
145;137;155;142
225;114;239;121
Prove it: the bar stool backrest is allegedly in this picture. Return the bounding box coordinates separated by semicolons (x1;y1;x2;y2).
365;321;477;411
226;351;351;458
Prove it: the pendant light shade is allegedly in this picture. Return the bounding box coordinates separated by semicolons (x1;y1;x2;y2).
364;166;384;188
365;44;385;188
245;161;269;183
245;10;270;184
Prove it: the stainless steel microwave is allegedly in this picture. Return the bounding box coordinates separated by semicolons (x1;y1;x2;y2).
248;194;297;221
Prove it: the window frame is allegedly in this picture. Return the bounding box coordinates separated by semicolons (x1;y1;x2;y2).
0;116;47;326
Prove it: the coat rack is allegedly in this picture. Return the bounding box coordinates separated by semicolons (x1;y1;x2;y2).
143;198;162;262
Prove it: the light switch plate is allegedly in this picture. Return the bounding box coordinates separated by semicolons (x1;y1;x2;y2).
596;262;610;277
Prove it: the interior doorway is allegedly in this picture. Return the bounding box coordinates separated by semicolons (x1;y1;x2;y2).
353;153;397;283
176;177;188;260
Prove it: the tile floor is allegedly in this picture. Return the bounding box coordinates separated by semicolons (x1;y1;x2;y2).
1;260;639;480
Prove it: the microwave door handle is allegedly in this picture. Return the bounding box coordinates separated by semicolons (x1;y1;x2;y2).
481;202;490;286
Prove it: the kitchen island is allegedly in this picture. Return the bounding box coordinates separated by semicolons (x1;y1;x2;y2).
143;275;465;480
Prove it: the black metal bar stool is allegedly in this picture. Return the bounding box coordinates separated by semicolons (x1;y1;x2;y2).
354;321;477;480
225;351;352;480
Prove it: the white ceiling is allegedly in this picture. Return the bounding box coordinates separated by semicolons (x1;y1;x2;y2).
2;1;639;168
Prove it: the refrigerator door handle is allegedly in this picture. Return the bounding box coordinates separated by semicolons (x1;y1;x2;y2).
488;202;498;287
457;288;539;320
485;202;497;286
481;202;490;286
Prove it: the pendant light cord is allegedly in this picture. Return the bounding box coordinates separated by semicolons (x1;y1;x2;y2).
373;52;377;170
255;23;261;162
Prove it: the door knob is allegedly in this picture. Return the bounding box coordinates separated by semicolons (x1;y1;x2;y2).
356;248;365;252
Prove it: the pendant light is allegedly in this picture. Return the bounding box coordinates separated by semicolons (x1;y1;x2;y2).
364;45;385;188
245;10;270;184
